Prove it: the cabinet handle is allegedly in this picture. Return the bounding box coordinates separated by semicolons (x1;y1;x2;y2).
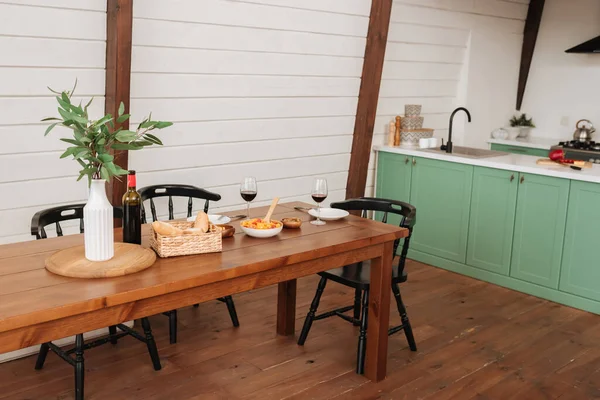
520;175;525;184
412;158;416;166
510;174;514;182
405;157;409;164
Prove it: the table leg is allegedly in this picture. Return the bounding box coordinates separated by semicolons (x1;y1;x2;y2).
276;279;297;336
365;241;393;382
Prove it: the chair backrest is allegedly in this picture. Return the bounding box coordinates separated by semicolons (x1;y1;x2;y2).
31;204;124;240
138;184;221;223
330;197;416;272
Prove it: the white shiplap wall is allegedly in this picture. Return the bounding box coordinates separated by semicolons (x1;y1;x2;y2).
129;0;371;217
0;1;106;244
366;0;528;196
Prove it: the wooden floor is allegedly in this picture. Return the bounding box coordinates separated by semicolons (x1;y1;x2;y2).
1;261;599;400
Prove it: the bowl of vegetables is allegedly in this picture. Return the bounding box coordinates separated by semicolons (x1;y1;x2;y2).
240;218;283;238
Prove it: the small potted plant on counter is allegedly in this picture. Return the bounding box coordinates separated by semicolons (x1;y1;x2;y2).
509;113;536;139
42;81;172;261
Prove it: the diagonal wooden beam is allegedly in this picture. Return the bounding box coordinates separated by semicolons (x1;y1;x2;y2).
516;0;545;111
105;0;133;221
345;0;393;200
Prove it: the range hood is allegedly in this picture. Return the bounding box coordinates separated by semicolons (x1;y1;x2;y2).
565;35;600;53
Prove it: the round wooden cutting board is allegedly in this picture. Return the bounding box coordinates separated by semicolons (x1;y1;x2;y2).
45;243;156;278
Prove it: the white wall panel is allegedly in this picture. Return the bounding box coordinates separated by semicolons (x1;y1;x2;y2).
0;2;106;243
127;0;368;230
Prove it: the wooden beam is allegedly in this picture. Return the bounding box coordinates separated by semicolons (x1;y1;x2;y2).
105;0;133;219
345;0;392;200
516;0;545;111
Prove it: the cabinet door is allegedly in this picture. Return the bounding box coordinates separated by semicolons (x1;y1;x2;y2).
409;157;473;263
559;181;600;301
510;173;569;288
375;151;412;227
466;167;518;275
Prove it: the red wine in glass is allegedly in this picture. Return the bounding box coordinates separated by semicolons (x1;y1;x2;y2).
311;194;327;203
240;177;257;218
241;191;257;202
311;178;328;226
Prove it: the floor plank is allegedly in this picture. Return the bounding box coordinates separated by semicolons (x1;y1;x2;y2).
0;260;598;400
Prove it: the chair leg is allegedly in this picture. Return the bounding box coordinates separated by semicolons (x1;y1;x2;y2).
74;334;84;400
108;325;118;345
356;289;369;375
224;296;240;327
141;318;162;371
392;283;417;351
168;310;177;344
297;276;327;346
35;343;50;370
353;288;362;326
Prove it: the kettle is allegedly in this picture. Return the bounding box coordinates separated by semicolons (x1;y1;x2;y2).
573;119;595;142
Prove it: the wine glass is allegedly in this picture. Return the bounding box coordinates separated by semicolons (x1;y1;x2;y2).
240;177;257;219
310;178;328;226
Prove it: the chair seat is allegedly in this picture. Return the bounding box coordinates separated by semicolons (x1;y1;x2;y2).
318;259;407;289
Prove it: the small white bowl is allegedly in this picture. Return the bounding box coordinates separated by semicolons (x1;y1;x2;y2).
308;208;349;221
240;221;283;238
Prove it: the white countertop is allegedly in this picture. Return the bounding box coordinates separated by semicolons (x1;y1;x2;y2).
375;145;600;184
486;136;562;150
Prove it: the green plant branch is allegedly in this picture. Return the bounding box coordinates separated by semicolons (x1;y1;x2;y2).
43;82;172;186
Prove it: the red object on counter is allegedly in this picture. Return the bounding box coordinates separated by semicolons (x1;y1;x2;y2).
548;149;576;164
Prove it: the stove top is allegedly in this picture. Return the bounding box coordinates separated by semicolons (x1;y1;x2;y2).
552;141;600;163
556;140;600;152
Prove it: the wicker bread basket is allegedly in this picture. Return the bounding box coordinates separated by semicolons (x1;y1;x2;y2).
150;221;222;258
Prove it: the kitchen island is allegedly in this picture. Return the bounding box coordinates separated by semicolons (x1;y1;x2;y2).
375;145;600;314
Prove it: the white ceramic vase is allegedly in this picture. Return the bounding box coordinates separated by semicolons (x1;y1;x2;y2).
84;179;114;261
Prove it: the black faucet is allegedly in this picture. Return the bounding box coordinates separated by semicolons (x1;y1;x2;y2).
440;107;472;153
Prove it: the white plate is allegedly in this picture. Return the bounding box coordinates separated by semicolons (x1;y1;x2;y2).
186;214;231;224
308;208;349;221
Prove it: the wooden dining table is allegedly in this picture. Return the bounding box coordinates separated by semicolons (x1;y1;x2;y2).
0;201;407;382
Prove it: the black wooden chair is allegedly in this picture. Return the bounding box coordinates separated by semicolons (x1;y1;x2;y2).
31;204;161;400
297;197;417;374
138;184;240;344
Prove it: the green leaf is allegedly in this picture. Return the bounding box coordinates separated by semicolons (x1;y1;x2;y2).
133;140;153;146
144;133;163;145
83;97;94;115
118;102;125;117
114;164;130;175
100;165;110;181
69;79;78;99
41;117;61;122
111;143;141;151
44;123;58;136
74;149;91;159
60;148;73;159
79;136;92;144
47;86;61;95
60;138;83;146
94;114;113;127
140;120;155;129
61;92;70;104
154;121;173;129
115;130;138;142
116;114;130;124
58;107;87;125
76;158;87;169
98;153;114;163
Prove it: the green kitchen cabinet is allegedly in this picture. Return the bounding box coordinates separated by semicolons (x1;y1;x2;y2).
466;167;518;275
409;157;473;263
376;151;412;227
490;143;549;158
510;173;570;288
559;181;600;301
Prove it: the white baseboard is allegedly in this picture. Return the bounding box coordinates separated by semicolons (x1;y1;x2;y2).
0;321;135;364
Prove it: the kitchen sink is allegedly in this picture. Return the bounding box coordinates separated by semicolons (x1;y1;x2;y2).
422;146;508;159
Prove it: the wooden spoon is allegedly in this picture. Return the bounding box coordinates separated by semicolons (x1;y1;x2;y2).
264;197;279;222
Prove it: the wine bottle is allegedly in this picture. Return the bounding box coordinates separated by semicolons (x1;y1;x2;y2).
122;170;142;244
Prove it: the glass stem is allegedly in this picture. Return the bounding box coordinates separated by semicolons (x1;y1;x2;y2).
317;202;321;223
247;202;250;219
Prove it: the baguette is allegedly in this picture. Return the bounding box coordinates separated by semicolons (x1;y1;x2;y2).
182;228;204;235
152;221;184;236
194;211;210;233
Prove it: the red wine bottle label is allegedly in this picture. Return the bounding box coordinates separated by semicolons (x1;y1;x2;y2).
127;174;136;188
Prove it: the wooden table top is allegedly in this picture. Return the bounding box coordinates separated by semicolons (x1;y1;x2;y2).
0;201;407;335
